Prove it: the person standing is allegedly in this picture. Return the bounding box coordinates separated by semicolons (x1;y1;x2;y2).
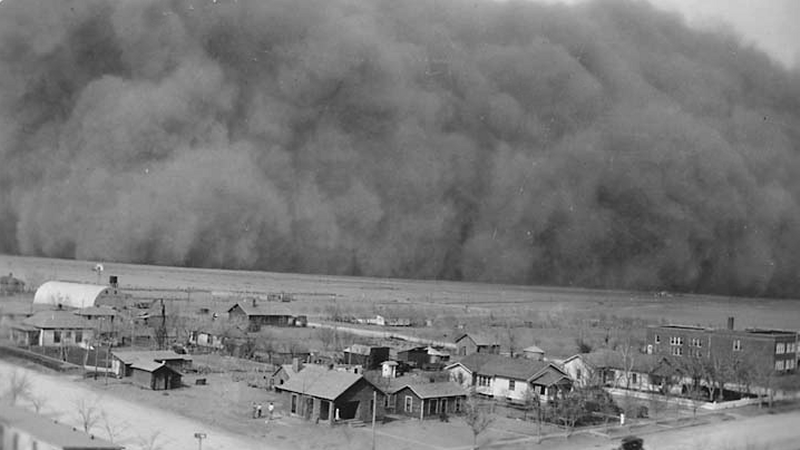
257;403;263;418
268;402;274;420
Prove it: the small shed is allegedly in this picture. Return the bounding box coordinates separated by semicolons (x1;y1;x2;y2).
389;381;468;419
522;345;545;361
130;360;182;390
111;350;192;378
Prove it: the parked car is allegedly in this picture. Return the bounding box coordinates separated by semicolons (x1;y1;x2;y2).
618;435;643;450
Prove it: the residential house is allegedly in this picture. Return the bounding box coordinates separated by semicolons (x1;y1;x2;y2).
10;310;93;347
646;318;799;374
387;381;468;420
111;350;193;378
128;360;183;390
397;345;451;370
562;349;671;392
227;299;296;331
275;368;385;424
0;273;25;295
455;333;500;356
446;353;571;403
270;359;328;389
522;345;545;361
75;306;118;343
188;330;225;351
343;344;390;370
0;404;123;450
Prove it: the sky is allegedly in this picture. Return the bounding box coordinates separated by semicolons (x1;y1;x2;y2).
533;0;800;68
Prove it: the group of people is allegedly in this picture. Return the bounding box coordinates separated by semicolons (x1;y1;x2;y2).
252;401;275;421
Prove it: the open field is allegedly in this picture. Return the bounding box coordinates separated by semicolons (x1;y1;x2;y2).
3;254;798;330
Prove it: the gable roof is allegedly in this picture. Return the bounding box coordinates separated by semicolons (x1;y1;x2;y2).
112;350;192;365
448;353;566;382
273;363;329;379
21;310;93;329
343;344;386;355
33;281;113;309
228;301;294;317
565;349;666;374
0;404;122;449
523;345;544;354
130;360;181;374
455;332;499;346
392;381;468;399
276;368;367;401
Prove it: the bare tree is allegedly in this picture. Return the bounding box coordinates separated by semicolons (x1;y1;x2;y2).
316;327;336;351
101;409;129;444
556;390;586;439
505;321;518;358
3;370;32;406
522;387;543;442
29;393;47;413
74;397;101;433
463;395;494;450
137;430;163;450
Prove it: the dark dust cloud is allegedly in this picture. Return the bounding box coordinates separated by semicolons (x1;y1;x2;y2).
2;0;800;297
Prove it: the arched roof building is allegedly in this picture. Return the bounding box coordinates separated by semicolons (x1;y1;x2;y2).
33;281;114;309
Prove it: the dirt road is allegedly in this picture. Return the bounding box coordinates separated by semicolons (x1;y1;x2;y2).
0;360;272;450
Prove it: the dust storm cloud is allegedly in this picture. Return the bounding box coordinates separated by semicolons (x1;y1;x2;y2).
1;0;799;297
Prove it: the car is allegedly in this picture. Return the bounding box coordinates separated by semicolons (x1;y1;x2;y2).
618;435;644;450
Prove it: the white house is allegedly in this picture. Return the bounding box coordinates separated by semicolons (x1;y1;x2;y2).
445;353;571;403
561;349;671;392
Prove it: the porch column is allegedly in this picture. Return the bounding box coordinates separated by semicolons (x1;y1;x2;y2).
420;399;424;420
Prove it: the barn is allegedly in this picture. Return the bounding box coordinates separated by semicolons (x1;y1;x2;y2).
33;281;122;309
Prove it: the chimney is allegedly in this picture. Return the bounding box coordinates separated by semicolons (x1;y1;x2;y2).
292;357;303;373
109;275;118;288
252;298;257;307
727;317;735;330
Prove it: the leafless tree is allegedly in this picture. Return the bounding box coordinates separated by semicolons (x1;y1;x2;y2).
137;430;163;450
3;370;32;406
101;409;129;444
29;392;47;413
74;397;101;433
522;387;543;442
316;327;336;351
463;395;494;449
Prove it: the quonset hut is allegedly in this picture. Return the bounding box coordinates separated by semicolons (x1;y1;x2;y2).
33;281;122;309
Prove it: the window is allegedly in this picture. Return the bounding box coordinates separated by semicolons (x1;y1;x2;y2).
788;342;796;353
478;376;491;387
404;396;413;413
576;368;582;380
733;340;742;352
75;331;83;343
389;394;396;409
671;347;683;356
631;373;638;384
654;334;661;344
690;338;702;348
65;331;72;340
775;360;785;371
670;336;683;346
786;359;796;370
53;331;61;344
508;380;515;391
776;343;785;354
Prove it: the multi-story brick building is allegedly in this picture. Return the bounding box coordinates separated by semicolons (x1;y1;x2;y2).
646;318;798;374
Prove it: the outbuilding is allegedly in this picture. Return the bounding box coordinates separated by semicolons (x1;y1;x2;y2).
33;281;122;309
129;360;183;390
388;381;468;420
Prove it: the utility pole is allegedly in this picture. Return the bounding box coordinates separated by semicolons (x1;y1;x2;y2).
371;390;377;450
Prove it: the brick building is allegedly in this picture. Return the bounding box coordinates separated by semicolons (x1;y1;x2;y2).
646;318;798;374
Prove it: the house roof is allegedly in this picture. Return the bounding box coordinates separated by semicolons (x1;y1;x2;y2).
276;368;366;401
130;361;181;374
531;369;571;387
274;363;329;379
75;306;117;317
344;344;377;355
0;404;122;449
393;382;468;399
447;353;565;382
455;332;499;346
33;281;113;309
567;349;664;373
228;301;294;317
523;345;544;354
21;310;93;329
112;350;192;365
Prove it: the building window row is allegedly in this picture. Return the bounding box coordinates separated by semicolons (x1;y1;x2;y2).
690;338;703;348
477;375;492;387
787;342;796;353
776;343;785;354
508;380;516;391
669;336;683;346
671;347;683;356
786;359;797;370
